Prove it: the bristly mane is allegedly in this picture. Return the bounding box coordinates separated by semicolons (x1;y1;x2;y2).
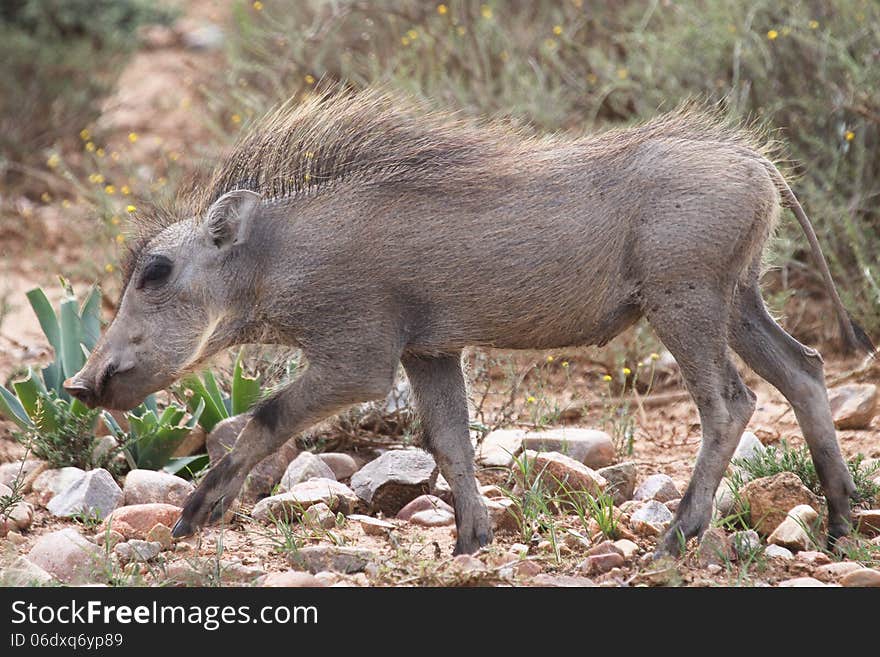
123;86;778;284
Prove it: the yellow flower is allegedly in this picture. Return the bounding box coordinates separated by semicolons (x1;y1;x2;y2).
587;73;598;84
544;38;557;49
401;36;410;46
617;67;628;80
304;74;316;85
304;173;311;182
46;154;60;169
546;355;554;362
845;130;855;141
126;204;136;213
79;129;90;141
169;151;181;161
40;192;52;203
231;113;242;124
88;173;105;184
121;185;131;195
622;367;632;376
457;26;466;36
650;352;660;361
561;361;569;368
480;5;492;19
105;263;115;273
111;151;120;161
553;25;563;36
437;3;448;15
104;185;116;195
62;199;71;209
96;148;105;157
253;0;263;9
602;374;612;382
85;142;96;152
128;132;139;143
767;29;778;40
526;395;536;404
809;20;819;29
305;151;315;159
115;234;126;244
407;29;418;40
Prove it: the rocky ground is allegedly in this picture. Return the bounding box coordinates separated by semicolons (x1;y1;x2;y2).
0;370;878;588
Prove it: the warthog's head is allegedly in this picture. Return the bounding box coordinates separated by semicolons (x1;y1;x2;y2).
64;189;262;410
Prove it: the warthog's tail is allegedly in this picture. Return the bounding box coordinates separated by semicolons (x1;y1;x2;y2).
762;160;875;357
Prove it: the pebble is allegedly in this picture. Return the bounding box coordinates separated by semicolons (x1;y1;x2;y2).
697;527;734;567
827;383;877;430
123;469;194;507
853;509;880;537
767;504;818;551
730;530;762;559
741;472;819;536
46;468;122;520
630;500;673;537
114;540;162;563
816;561;863;582
27;528;102;585
532;574;596;587
261;570;326;587
302;502;338;529
289;546;375;574
252;479;358;522
396;494;453;521
596;462;637;505
1;556;55;586
475;429;525;467
777;576;827;587
633;473;680;503
520;428;615;468
279;452;336;491
102;504;182;539
613;538;639;559
409;508;455;527
840;568;880;587
764;544;794;560
347;514;395;536
350;450;437;514
318;453;360;480
146;523;174;550
519;450;607;497
31;467;85;505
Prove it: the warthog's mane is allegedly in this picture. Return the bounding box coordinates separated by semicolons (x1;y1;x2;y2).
122;86;777;285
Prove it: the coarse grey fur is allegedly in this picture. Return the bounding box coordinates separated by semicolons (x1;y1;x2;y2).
65;88;875;556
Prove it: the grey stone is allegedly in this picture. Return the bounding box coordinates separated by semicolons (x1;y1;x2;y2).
279;452;336;491
28;528;102;584
396;494;453;521
828;383;877;430
289;546;375;574
767;504;818;552
252;479;358;522
114;540;162;563
0;459;43;488
302;502;337;529
0;556;55;586
123;469;194;506
520;429;615;468
596;462;637;505
47;468;122;520
731;530;762;559
32;467;86;505
630;500;673;537
350;450;438;514
318;453;360;480
633;474;680;503
475;429;525;468
764;544;794;560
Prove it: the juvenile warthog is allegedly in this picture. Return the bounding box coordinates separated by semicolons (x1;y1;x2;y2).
65;89;874;555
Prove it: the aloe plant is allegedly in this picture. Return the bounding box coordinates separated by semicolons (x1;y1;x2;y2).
102;397;205;474
182;349;262;433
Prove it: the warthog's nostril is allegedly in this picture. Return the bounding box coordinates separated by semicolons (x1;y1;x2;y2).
63;378;94;405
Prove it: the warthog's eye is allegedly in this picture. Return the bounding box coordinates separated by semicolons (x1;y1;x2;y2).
137;255;173;289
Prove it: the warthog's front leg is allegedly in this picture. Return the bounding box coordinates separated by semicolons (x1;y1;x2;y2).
172;361;394;537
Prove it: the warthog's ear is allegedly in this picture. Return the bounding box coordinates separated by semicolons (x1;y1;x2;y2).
204;189;262;248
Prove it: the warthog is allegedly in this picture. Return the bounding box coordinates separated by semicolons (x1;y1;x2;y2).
65;89;874;555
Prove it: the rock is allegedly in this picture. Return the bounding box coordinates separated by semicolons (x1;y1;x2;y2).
6;500;33;531
613;539;639;559
630;500;673;537
123;469;194;507
485;497;520;533
350;450;438;514
32;467;85;506
730;431;766;470
767;504;819;551
479;484;506;499
102;504;182;539
713;479;737;519
165;559;264;586
396;494;453;521
520;429;615;468
261;570;325;587
252;479;358;522
764;544;794;560
347;514;395;536
27;528;102;584
475;429;525;467
179;22;225;51
520;450;607;497
302;502;337;529
816;561;863;582
94;529;125;548
827;383;877;430
777;577;827;587
697;527;734;567
795;550;831;566
741;472;820;536
580;552;624;575
0;459;43;489
840;568;880;587
409;508;455;527
633;474;680;503
289;546;375;574
146;523;174;550
206;415;247;463
47;468;122;520
854;509;880;537
619;500;643;515
452;554;485;573
279;452;336;491
532;574;596;587
513;560;542;578
115;540;162;564
731;530;762;559
1;556;55;586
664;498;681;513
596;462;637;505
318;453;360;480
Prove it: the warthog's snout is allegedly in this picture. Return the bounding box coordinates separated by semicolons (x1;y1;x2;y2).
63;360;122;409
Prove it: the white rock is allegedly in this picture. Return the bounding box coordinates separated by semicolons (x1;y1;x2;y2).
47;468;122;520
633;474;680;503
828;383;877;430
476;429;525;468
32;467;86;505
764;544;794;560
318;453;359;480
520;429;615;469
27;528;102;584
123;469;194;507
0;556;55;586
252;479;358;522
731;432;766;473
279;452;336;491
767;504;818;552
630;500;673;536
114;540;162;563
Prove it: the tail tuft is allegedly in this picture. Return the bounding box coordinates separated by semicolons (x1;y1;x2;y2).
840;312;876;358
